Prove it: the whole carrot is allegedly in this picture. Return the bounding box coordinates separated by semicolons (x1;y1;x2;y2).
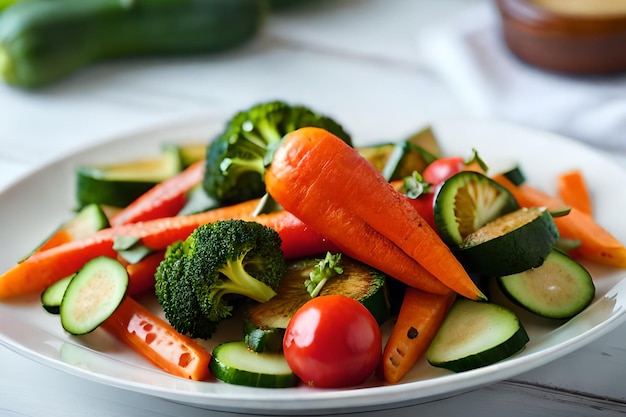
109;160;205;226
380;288;456;383
101;296;211;381
265;127;484;300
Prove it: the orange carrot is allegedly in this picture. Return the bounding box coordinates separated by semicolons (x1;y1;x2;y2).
34;229;73;253
100;296;211;381
493;174;626;268
557;169;593;216
380;288;456;383
120;251;165;296
0;200;337;299
109;160;205;226
265;127;484;300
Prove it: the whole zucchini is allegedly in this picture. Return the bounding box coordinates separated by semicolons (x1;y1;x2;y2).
0;0;267;88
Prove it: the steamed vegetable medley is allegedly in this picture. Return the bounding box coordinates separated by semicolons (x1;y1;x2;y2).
2;100;626;389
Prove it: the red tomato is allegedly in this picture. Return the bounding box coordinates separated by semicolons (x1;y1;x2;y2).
421;156;465;185
283;294;382;388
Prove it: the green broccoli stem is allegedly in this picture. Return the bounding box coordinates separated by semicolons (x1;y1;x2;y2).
220;155;266;177
214;259;277;303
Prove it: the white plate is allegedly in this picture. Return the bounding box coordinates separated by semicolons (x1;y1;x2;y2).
1;116;626;415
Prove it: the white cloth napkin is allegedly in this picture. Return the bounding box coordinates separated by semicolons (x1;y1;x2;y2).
416;2;626;153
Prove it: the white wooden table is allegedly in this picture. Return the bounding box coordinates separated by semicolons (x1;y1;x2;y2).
2;1;626;416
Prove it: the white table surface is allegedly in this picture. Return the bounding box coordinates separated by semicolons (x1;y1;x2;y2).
2;1;626;416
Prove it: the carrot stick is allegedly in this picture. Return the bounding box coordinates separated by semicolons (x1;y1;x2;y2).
557;169;593;216
493;174;626;268
265;127;484;300
100;296;211;381
0;201;337;299
109;160;205;226
380;288;456;383
120;251;165;296
33;229;73;253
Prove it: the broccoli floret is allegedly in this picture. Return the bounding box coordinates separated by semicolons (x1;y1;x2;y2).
203;100;352;205
154;219;286;339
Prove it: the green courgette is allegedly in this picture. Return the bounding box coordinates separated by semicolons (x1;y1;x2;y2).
0;0;267;88
59;256;129;335
454;207;559;277
75;143;183;208
498;249;595;319
434;171;519;246
244;255;390;352
41;275;73;314
426;299;529;372
209;341;298;388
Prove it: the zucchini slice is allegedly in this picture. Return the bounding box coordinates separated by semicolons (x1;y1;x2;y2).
244;256;390;352
497;249;595;319
60;256;129;335
434;171;519;246
426;299;529;372
41;275;73;314
209;341;298;388
454;207;559;277
75;144;183;208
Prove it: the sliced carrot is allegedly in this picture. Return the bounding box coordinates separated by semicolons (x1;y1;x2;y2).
34;229;73;253
109;160;205;226
119;251;165;296
265;127;484;300
493;174;626;268
557;169;593;216
100;296;211;381
380;288;456;383
0;201;337;299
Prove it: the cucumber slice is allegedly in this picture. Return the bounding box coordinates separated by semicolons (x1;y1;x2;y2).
426;299;529;372
25;203;110;260
244;256;389;352
454;207;559;277
76;144;183;208
434;171;519;246
209;341;298;388
41;275;74;314
498;249;595;319
60;256;129;335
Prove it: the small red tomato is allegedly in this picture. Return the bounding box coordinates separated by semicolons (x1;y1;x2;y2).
283;295;382;388
404;192;436;230
422;156;465;185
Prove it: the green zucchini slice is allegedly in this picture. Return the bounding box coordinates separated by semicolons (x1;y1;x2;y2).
244;256;389;352
209;341;298;388
497;249;595;319
60;256;128;335
41;275;73;314
426;299;529;372
434;171;519;246
75;144;183;208
454;207;559;277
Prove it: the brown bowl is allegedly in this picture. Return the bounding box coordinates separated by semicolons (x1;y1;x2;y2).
496;0;626;74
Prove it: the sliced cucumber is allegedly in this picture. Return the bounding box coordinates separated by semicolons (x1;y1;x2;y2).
434;171;519;246
24;203;110;260
426;299;529;372
244;256;389;352
41;275;74;314
176;143;207;168
454;207;559;277
60;256;128;335
209;341;298;388
75;144;183;208
498;249;595;319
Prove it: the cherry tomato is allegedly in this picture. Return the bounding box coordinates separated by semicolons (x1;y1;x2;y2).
421;156;465;185
283;294;382;388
